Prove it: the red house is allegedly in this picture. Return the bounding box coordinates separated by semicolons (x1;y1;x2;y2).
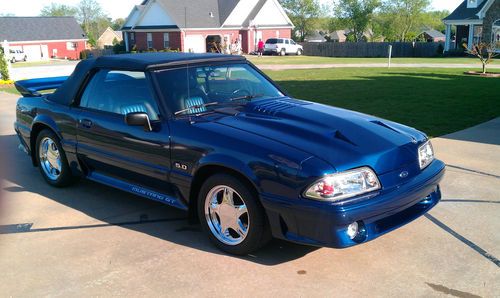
121;0;294;54
0;16;87;61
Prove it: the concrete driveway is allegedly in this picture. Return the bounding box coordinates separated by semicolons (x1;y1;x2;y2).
0;92;498;297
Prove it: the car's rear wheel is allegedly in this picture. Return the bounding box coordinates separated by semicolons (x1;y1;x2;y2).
280;48;286;56
36;129;74;187
198;174;271;255
11;57;16;63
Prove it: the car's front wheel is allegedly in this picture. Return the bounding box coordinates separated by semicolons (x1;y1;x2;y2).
198;174;271;255
35;129;74;187
296;49;303;56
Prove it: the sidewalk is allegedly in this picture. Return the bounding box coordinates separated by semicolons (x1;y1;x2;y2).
258;63;500;70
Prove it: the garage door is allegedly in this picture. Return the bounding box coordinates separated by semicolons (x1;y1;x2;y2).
22;45;43;61
184;35;205;53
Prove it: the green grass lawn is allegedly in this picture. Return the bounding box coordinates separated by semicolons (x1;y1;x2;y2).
2;68;498;137
265;68;500;137
248;55;498;66
0;86;18;95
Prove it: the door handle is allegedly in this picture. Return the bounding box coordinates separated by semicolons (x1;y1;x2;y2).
80;119;93;128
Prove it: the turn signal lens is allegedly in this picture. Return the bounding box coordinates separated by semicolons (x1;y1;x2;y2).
304;167;381;202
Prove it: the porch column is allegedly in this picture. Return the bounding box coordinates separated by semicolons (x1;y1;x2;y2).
445;24;451;51
124;32;130;52
468;24;475;49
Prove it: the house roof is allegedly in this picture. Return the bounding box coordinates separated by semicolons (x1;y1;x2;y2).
0;16;86;42
126;0;293;30
421;29;445;38
142;0;240;28
443;0;489;21
305;31;326;42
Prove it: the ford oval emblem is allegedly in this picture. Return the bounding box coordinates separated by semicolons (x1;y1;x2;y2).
399;171;409;178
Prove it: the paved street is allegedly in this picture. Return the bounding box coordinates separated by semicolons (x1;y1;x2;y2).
0;91;498;296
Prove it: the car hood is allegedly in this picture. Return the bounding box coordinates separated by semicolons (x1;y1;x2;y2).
215;98;427;174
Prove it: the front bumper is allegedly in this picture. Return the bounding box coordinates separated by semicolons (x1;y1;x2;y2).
261;160;445;248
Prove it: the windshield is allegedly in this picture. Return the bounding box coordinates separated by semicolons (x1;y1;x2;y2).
155;63;284;116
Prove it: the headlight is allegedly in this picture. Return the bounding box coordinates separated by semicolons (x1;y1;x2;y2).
304;167;381;201
418;140;434;169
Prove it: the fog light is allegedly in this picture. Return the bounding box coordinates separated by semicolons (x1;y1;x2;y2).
347;222;359;240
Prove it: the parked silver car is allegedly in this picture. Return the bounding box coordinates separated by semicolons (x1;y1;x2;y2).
264;38;303;56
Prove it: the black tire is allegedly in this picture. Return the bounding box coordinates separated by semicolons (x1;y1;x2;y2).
297;49;303;56
23;56;27;62
11;57;15;63
35;129;74;187
280;48;286;56
198;174;271;255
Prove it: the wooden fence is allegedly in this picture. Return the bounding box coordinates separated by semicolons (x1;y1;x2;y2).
300;42;444;58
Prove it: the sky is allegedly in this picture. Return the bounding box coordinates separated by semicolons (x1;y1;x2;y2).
0;0;464;20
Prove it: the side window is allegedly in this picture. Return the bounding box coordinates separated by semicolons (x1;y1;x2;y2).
278;39;284;44
80;70;160;120
285;40;290;45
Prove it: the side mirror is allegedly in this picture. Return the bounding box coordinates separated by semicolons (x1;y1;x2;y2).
125;112;152;132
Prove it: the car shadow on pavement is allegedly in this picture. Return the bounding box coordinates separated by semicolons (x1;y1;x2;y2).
0;134;318;265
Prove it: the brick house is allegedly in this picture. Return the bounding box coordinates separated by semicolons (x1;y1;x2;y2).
0;16;87;60
121;0;294;54
443;0;500;52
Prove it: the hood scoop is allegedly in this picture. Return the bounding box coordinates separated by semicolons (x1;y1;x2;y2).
334;130;357;146
370;120;402;134
251;98;310;116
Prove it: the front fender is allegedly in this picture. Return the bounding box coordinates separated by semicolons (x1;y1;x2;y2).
195;153;261;191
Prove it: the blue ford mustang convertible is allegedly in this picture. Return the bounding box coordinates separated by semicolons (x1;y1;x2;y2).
14;53;445;254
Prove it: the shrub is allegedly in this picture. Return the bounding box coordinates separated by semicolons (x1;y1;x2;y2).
113;41;126;54
0;47;10;81
80;49;92;60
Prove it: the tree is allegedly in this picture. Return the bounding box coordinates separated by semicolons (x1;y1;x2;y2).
77;0;106;41
40;3;77;17
421;10;449;32
382;0;430;41
464;43;498;74
333;0;380;42
112;18;126;31
280;0;321;41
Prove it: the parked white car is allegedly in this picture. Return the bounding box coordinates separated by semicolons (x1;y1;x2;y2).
8;49;27;63
264;38;303;56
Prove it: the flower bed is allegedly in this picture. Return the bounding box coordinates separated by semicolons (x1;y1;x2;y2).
463;71;500;78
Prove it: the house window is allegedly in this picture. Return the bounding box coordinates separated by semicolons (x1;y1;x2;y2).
493;20;500;51
147;33;153;49
163;33;170;48
66;42;76;51
473;26;482;44
130;32;135;41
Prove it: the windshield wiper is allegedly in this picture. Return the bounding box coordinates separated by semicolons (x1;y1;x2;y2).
228;94;264;102
174;102;220;116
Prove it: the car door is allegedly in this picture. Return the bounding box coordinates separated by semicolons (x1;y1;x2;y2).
284;39;291;53
76;69;173;194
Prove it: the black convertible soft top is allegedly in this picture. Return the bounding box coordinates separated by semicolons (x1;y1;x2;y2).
48;53;246;105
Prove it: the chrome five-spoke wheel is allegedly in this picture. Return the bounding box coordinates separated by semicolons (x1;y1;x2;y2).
39;137;62;181
205;185;249;245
